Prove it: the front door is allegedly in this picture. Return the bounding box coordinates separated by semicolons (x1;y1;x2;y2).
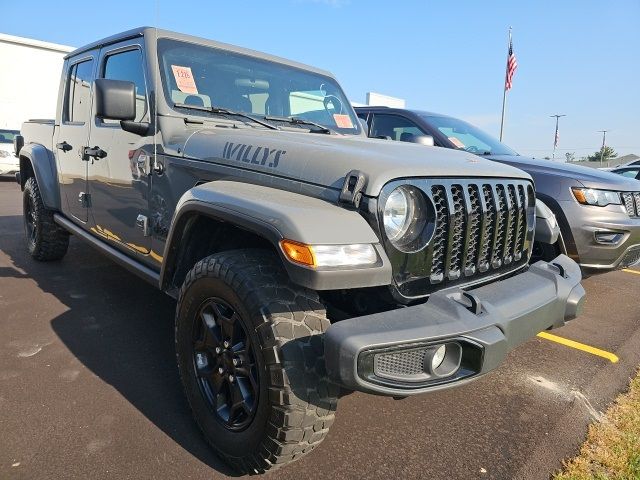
87;42;152;253
57;55;96;223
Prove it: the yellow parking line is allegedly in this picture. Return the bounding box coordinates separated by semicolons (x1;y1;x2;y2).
537;331;619;363
622;269;640;275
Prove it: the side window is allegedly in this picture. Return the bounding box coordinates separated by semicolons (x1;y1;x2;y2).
620;169;640;179
64;59;94;123
371;114;426;142
102;49;147;123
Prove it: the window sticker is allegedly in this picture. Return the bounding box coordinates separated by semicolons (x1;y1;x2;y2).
333;114;353;129
171;65;198;94
448;136;465;149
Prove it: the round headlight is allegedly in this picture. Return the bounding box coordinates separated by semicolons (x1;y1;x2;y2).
383;187;413;242
382;186;432;252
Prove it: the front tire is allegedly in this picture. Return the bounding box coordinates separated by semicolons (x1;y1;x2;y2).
175;249;338;474
23;177;69;261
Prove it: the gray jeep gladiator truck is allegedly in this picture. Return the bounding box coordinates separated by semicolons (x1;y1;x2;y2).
15;27;585;474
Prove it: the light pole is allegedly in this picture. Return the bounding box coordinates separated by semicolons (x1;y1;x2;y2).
550;114;566;160
597;130;608;166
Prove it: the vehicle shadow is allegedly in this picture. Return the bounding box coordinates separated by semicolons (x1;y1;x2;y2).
0;214;239;477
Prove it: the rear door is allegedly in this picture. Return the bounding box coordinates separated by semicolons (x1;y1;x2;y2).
87;41;152;253
57;55;97;223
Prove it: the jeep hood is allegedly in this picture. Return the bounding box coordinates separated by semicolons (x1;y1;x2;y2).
181;128;531;196
487;154;640;191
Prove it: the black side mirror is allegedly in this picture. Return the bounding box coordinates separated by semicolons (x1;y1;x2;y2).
14;134;24;156
94;79;136;121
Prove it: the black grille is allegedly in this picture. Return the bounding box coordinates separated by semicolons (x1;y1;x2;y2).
622;192;640;217
430;186;449;280
381;179;535;299
430;181;531;283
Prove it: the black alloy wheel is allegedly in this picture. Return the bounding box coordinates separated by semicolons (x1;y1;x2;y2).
192;297;259;431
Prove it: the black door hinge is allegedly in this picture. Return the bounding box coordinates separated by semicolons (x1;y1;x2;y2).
339;170;366;209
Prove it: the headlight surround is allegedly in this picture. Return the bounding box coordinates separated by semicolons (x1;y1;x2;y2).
572;188;622;207
382;185;432;252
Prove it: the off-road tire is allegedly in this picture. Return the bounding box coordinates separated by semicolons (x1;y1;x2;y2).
175;249;338;474
23;177;69;261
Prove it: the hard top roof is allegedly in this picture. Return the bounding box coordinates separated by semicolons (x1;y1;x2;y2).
354;106;449;118
65;26;334;78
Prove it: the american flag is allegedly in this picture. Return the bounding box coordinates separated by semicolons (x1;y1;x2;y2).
505;38;518;91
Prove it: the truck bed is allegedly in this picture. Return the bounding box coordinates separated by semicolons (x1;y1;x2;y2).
21;119;55;151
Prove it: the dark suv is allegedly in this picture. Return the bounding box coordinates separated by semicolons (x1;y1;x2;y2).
356;107;640;272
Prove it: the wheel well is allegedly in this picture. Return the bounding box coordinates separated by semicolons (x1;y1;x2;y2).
536;193;579;262
164;213;279;292
19;155;35;189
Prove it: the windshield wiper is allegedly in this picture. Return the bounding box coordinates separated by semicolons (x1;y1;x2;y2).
173;103;280;130
263;115;332;134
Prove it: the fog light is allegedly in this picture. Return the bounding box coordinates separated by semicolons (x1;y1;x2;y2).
431;345;446;370
426;343;463;378
594;231;624;245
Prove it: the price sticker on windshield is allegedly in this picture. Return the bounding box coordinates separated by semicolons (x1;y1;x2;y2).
171;65;199;94
448;137;465;149
333;114;353;129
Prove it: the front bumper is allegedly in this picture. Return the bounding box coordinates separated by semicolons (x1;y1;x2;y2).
325;254;585;396
559;200;640;270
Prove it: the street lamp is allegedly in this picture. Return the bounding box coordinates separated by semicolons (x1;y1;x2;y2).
550;114;566;160
597;130;608;167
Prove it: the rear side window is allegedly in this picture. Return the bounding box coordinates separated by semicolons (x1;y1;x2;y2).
371;114;426;141
620;169;640;179
102;49;147;123
64;59;94;123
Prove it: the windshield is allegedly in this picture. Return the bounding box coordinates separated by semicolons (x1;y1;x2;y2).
420;114;518;156
0;129;19;144
157;38;360;135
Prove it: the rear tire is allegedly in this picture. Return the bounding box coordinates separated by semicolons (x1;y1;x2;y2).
23;177;69;261
175;249;338;474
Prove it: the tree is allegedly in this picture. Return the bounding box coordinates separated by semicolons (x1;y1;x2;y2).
587;146;617;163
565;152;576;162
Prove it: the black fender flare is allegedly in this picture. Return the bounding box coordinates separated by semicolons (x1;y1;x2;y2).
19;143;61;211
159;181;392;292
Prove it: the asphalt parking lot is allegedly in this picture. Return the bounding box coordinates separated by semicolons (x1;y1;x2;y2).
1;178;639;480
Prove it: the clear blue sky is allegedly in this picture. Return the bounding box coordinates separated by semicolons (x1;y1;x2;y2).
4;0;639;160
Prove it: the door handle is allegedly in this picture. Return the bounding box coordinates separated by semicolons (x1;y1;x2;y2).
56;141;72;152
82;146;108;162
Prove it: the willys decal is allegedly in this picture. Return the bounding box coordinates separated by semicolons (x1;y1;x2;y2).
222;142;286;168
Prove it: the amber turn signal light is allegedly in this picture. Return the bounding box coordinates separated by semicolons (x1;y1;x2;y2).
280;240;316;267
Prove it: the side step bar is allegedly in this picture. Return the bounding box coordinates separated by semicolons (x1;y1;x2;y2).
54;214;161;288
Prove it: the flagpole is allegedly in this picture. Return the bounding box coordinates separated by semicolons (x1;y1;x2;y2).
550;114;566;160
499;27;512;142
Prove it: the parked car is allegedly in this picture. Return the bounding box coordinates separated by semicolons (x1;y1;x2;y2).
610;165;640;181
15;28;585;474
0;128;20;176
355;107;640;272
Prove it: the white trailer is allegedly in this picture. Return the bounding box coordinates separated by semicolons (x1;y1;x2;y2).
0;33;73;174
